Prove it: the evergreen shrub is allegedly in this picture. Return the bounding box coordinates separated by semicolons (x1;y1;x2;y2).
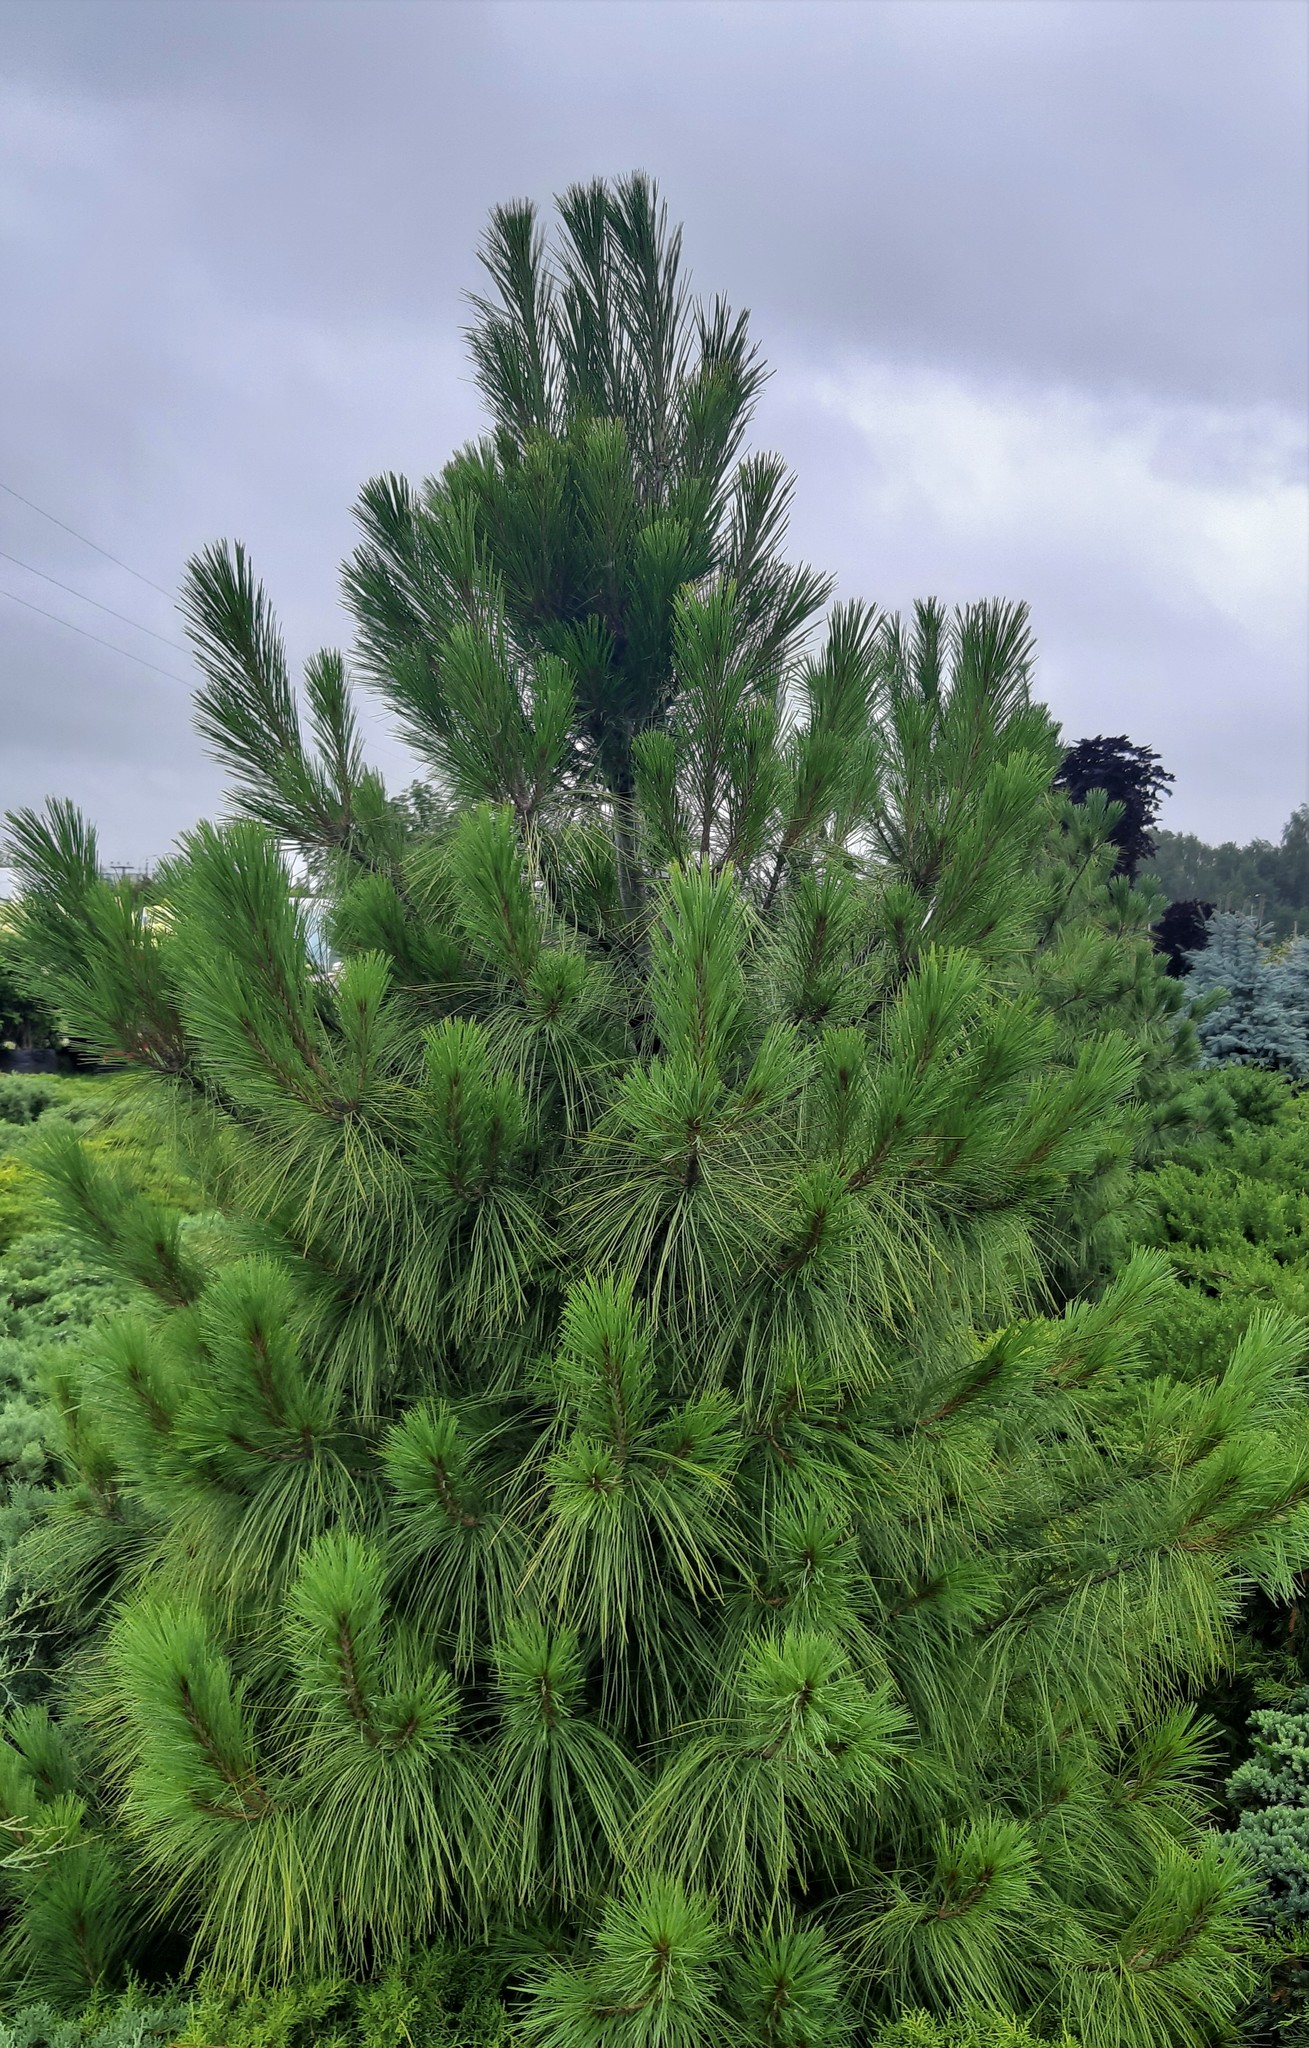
0;1950;509;2048
1183;915;1309;1080
0;1984;1082;2048
1223;1696;1309;2044
0;1083;58;1129
1227;1693;1309;1927
1134;1069;1309;1378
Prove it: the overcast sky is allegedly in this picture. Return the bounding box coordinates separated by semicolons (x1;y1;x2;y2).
1;0;1306;868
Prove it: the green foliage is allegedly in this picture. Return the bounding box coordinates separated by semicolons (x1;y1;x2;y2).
1;694;1270;2038
0;179;1284;2048
867;2019;1079;2047
1129;1068;1309;2042
0;1979;1087;2048
0;1989;190;2048
1227;1691;1309;1926
1221;1696;1309;2042
0;1949;511;2048
0;1081;60;1129
1130;1068;1309;1779
0;1081;199;1718
0;924;58;1053
1134;1069;1309;1382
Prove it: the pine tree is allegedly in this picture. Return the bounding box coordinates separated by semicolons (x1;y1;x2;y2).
2;180;1304;2047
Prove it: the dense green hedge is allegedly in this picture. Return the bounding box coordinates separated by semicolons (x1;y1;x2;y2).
1135;1069;1309;1381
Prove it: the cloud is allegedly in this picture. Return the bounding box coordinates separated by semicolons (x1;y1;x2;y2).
0;0;1304;863
771;360;1307;838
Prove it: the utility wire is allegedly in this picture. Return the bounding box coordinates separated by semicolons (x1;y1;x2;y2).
0;548;188;653
0;479;174;599
0;585;192;687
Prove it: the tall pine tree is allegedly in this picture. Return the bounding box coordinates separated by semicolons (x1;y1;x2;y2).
3;178;1305;2047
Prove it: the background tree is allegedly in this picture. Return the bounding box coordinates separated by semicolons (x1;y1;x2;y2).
1152;898;1214;978
1054;736;1174;881
1148;806;1309;943
0;931;57;1056
0;180;1297;2048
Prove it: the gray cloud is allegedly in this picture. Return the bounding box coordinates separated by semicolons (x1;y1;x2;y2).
1;0;1305;863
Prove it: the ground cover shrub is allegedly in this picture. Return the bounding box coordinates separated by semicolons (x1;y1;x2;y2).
0;1983;1084;2048
0;1080;199;1711
0;1081;133;1709
0;177;1295;2047
0;1223;129;1709
868;2019;1079;2047
0;1950;511;2048
0;1083;59;1130
0;1076;191;1255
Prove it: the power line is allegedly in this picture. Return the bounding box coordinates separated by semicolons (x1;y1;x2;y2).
0;479;174;599
0;548;187;653
0;584;192;687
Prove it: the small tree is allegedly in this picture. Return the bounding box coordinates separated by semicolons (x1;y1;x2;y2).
0;181;1299;2047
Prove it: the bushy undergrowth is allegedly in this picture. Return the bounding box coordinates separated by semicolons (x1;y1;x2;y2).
1;1078;199;1709
0;1077;196;1255
0;1082;60;1130
1135;1069;1309;1380
1133;1071;1309;1736
0;1952;514;2048
0;1970;1082;2048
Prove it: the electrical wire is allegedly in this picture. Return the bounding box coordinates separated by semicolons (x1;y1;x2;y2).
0;584;192;686
0;479;174;598
0;548;187;652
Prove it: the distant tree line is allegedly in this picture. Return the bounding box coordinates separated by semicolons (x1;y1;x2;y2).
1147;807;1309;940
